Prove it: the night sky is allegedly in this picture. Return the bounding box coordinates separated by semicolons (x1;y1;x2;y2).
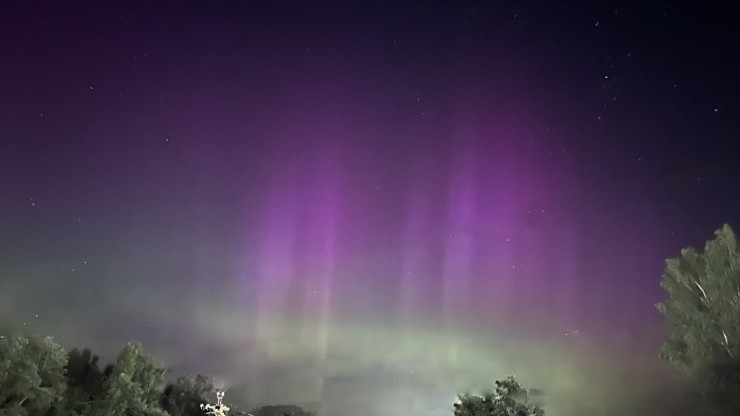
1;1;739;415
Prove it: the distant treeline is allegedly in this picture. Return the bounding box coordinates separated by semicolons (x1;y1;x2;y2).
0;335;313;416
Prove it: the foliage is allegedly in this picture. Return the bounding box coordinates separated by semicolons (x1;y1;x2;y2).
64;347;111;415
454;375;544;416
161;374;216;416
0;335;68;415
0;338;173;416
96;342;169;416
0;336;301;416
656;224;740;411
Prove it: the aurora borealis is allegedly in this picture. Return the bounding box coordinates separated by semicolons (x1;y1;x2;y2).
1;2;739;415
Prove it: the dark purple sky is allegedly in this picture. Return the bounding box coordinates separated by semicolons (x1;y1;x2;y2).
1;2;738;415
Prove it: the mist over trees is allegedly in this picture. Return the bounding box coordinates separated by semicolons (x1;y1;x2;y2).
657;224;740;415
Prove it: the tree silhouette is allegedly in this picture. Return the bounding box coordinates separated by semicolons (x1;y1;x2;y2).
249;404;314;416
454;375;544;416
161;374;216;416
65;348;109;404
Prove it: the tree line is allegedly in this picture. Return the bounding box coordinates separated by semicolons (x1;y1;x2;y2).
0;337;315;416
3;224;740;416
0;333;543;416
